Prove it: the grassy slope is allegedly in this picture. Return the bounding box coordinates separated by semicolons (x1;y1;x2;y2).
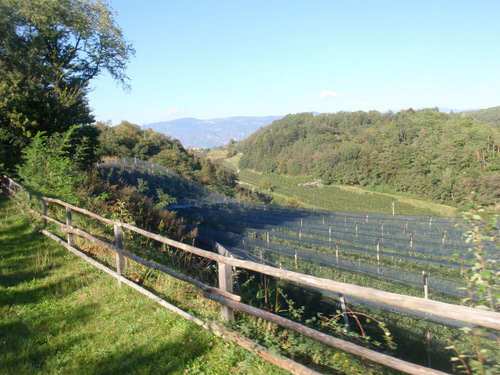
209;148;456;217
0;193;287;375
237;169;456;217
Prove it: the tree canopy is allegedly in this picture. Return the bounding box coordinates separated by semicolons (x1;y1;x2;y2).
239;109;500;206
0;0;134;170
96;121;239;197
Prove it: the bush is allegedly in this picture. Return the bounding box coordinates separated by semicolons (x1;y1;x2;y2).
17;127;87;204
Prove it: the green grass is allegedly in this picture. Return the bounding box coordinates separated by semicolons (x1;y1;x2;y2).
0;192;287;375
237;169;457;217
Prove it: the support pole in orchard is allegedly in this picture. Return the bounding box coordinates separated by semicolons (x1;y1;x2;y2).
376;239;380;263
423;271;429;300
392;201;395;215
377;239;380;274
339;294;350;333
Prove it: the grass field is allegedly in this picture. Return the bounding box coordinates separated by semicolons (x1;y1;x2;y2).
236;169;457;217
0;193;287;375
207;146;457;216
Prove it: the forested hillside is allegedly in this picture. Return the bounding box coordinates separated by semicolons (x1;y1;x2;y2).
239;108;500;206
96;121;269;201
464;106;500;127
96;121;237;196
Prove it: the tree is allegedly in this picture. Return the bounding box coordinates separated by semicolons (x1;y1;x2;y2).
0;0;134;170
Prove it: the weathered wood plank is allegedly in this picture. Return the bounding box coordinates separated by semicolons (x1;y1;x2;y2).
65;207;74;246
216;243;234;322
114;224;125;286
204;291;449;375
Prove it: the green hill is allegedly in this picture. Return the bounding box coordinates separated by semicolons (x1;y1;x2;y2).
238;109;500;207
463;106;500;127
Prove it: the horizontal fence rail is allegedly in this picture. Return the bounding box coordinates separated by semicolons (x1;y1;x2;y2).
3;175;499;375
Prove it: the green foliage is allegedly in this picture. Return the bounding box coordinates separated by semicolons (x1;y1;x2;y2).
234;277;396;374
0;0;134;171
16;127;88;204
259;177;275;192
155;188;177;208
447;208;500;374
458;208;499;310
97;121;239;198
239;109;500;207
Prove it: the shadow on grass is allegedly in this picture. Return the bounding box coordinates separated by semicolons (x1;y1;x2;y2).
0;302;99;372
0;235;62;290
87;323;212;374
0;275;83;307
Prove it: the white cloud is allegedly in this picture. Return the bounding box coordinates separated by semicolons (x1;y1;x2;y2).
318;90;341;99
167;106;186;114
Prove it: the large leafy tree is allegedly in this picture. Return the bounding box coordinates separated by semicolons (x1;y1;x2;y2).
0;0;134;170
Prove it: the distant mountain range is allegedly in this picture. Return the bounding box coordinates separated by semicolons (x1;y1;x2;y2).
145;115;283;148
144;107;499;148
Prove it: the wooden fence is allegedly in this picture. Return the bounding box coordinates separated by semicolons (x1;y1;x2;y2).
3;176;499;375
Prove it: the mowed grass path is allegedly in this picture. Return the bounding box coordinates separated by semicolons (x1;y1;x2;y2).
0;193;287;375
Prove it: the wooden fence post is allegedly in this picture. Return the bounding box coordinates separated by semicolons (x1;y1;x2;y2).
216;243;235;322
65;207;74;247
114;224;125;286
41;198;47;228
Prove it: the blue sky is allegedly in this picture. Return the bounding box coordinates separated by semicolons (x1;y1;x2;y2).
88;0;500;125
